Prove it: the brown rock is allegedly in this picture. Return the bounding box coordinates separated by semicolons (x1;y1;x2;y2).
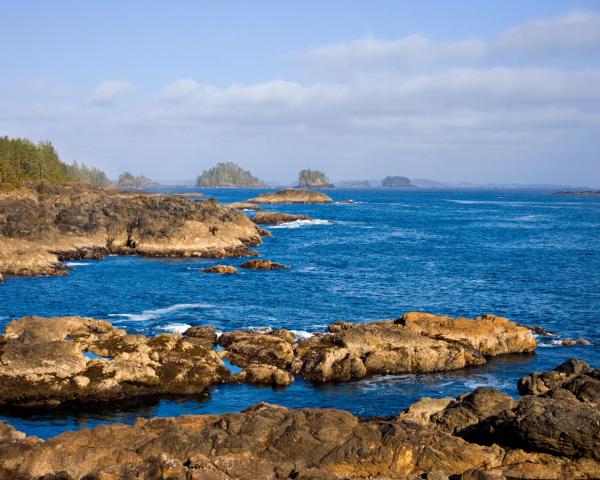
0;316;229;407
227;201;263;210
561;338;591;346
218;330;295;369
252;212;312;225
0;183;262;279
0;272;3;283
240;259;287;270
170;192;206;198
238;363;294;386
258;228;272;237
182;326;218;348
517;358;592;395
202;264;238;274
247;188;333;204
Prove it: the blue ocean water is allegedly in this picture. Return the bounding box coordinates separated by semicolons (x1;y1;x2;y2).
1;188;599;439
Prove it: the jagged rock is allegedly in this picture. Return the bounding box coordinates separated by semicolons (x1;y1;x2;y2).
291;314;535;383
0;404;507;479
462;392;600;460
170;192;205;198
237;364;294;386
247;188;333;204
517;358;592;395
430;388;516;434
240;259;287;270
258;228;272;237
252;212;312;225
202;264;238;274
0;183;261;279
182;326;218;349
397;397;454;427
397;312;537;356
0;316;229;407
218;330;295;369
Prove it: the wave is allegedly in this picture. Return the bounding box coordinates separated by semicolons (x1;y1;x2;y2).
290;329;314;340
161;323;192;334
64;262;91;267
271;219;333;229
108;303;214;322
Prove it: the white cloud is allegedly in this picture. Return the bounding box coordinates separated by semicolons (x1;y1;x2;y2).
90;80;135;105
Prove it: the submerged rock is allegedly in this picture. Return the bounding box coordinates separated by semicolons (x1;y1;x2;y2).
240;259;288;270
202;264;238;274
247;188;333;204
252;211;312;225
0;183;262;279
0;316;229;407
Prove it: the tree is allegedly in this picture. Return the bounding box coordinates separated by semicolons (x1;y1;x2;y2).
196;162;265;187
298;169;333;188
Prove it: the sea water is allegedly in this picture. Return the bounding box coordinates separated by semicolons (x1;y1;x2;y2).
0;188;598;438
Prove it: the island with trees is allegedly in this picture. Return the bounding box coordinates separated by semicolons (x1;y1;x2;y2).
196;162;266;187
297;169;334;188
118;172;155;188
382;176;414;188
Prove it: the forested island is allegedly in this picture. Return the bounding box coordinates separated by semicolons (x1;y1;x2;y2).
297;169;334;188
196;162;266;187
118;171;155;188
382;175;414;188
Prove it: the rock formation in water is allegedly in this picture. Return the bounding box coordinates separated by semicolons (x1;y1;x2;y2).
196;162;266;187
297;168;334;188
202;264;239;274
0;183;262;279
252;212;312;225
247;188;333;204
0;312;536;408
0;359;598;479
226;201;263;210
240;259;288;270
382;175;414;188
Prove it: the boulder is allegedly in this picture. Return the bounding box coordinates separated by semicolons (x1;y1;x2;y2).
517;358;592;395
237;363;294;386
218;330;295;369
252;212;312;225
561;338;591;346
227;201;263;210
247;188;333;204
202;264;238;274
182;325;218;348
240;259;287;270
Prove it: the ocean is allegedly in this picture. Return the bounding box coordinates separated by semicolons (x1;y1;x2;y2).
1;187;598;438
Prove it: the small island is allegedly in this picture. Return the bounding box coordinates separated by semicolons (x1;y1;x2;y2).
196;162;266;187
297;169;334;188
554;190;600;196
118;171;155;188
382;175;414;188
247;188;333;204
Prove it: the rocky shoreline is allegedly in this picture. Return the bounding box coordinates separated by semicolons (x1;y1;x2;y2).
0;312;535;407
0;183;262;279
0;358;597;479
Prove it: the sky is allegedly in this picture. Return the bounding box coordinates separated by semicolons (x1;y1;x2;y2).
1;1;599;186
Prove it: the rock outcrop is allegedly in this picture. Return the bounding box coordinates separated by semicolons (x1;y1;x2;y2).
0;183;262;278
2;367;600;480
0;316;231;407
291;313;536;383
240;259;288;270
252;212;312;225
218;330;295;369
247;188;333;204
227;201;263;210
202;264;238;274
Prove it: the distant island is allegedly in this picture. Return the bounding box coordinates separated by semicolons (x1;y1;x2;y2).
554;190;600;196
382;176;414;188
118;172;155;188
298;169;334;188
338;179;372;188
196;162;266;187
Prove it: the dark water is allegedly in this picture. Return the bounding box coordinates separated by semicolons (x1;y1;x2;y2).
1;188;598;439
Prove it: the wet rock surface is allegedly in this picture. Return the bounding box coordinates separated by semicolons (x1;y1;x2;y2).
0;183;262;278
202;264;238;274
252;211;312;225
247;188;333;204
240;259;288;270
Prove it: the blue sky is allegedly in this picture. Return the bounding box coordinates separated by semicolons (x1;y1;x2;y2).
1;1;599;185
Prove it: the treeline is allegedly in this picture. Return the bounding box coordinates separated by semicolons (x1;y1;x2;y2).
0;136;109;188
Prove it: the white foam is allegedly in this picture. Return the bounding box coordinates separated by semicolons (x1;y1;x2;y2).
247;325;273;333
108;303;214;322
64;262;90;267
290;330;314;340
162;323;192;334
271;219;333;229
